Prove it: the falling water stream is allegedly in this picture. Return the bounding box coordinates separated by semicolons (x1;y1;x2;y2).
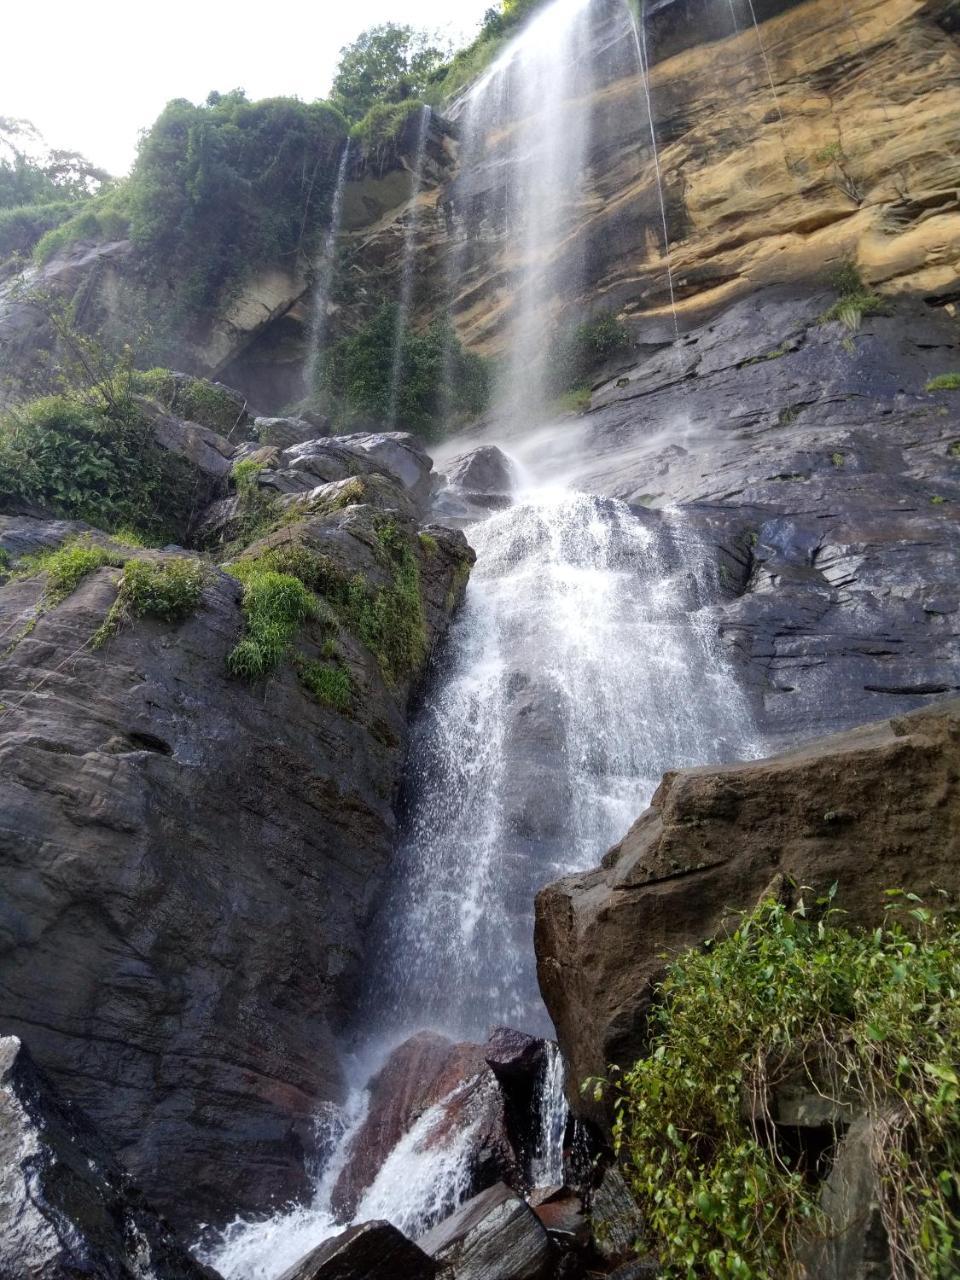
304;145;351;395
387;106;432;429
203;1;768;1274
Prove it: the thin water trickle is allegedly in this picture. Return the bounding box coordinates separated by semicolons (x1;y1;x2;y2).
624;0;681;349
304;145;351;397
387;106;432;430
530;1043;569;1189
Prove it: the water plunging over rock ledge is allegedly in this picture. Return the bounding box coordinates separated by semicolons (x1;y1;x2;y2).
0;0;959;1274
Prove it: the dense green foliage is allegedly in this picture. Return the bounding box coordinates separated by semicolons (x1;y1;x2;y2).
0;118;108;260
122;92;347;313
317;304;489;440
332;25;449;121
555;312;630;391
604;894;960;1279
94;556;207;646
0;392;201;538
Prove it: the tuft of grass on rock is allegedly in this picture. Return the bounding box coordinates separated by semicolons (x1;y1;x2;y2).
820;261;891;332
226;560;320;681
296;654;353;712
927;373;960;393
93;557;207;647
21;539;123;605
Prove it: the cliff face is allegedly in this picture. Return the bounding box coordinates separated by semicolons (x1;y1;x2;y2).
6;0;955;413
343;0;960;360
0;427;474;1231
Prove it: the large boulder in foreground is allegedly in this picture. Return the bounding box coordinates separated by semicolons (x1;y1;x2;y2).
0;453;474;1230
0;1035;216;1279
277;1221;435;1280
418;1182;553;1280
536;699;960;1118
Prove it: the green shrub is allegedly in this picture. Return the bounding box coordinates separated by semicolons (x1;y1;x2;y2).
0;201;77;261
93;556;206;646
351;99;427;156
296;654;353;711
821;261;891;331
124;93;347;314
133;369;245;433
317;304;489;440
21;538;123;604
927;373;960;393
33;191;131;264
0;393;202;538
226;560;320;680
604;894;960;1279
549;312;630;394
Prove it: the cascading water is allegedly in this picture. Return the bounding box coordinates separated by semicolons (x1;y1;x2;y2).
387;106;432;429
203;2;766;1273
367;486;761;1040
304;145;350;396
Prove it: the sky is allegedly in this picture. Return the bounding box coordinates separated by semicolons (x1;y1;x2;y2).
3;0;494;176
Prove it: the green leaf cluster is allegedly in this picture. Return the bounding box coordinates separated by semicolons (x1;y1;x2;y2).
317;303;489;441
332;24;449;121
606;894;960;1278
0;393;202;539
820;261;891;331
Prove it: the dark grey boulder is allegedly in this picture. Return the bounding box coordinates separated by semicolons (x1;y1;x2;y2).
255;416;328;449
445;446;518;497
0;1035;218;1280
418;1182;553;1280
277;1221;435;1280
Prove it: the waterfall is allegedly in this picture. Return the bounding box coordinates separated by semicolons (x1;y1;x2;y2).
304;144;350;397
456;0;596;421
367;485;761;1039
387;106;432;430
530;1043;569;1189
201;3;767;1273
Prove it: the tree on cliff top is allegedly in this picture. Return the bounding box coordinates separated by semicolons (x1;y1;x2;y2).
331;24;449;121
0;117;108;209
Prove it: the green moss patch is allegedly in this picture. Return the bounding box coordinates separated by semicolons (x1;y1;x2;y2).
927;374;960;393
296;654;353;712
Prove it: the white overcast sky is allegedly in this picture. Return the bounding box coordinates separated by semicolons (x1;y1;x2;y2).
4;1;494;176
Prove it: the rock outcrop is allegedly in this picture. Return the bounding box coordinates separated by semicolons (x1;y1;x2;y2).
418;1182;554;1280
277;1222;436;1280
0;428;474;1230
536;698;960;1117
0;1035;217;1280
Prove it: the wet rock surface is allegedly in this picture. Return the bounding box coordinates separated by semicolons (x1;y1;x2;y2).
0;1035;217;1280
277;1222;436;1280
536;698;960;1119
331;1030;530;1221
0;433;474;1231
451;288;960;749
419;1182;554;1280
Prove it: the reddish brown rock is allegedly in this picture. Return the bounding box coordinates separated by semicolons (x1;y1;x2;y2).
536;700;960;1123
331;1032;517;1221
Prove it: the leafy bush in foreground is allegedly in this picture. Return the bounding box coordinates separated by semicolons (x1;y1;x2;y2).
604;894;960;1279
